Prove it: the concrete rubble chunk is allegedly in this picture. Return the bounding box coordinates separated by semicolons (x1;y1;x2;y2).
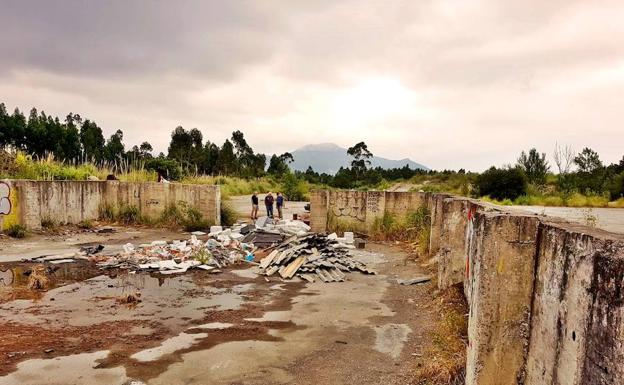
397;276;431;285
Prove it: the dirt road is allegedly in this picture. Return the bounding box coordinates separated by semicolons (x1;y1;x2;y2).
0;239;446;385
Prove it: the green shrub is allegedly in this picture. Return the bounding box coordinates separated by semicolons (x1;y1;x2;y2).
476;166;528;201
159;202;213;230
220;202;238;227
159;203;186;228
281;172;309;201
40;217;58;229
6;224;26;238
118;204;140;224
183;206;212;231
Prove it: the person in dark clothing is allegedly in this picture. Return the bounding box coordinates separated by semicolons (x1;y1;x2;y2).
264;192;274;218
251;192;259;220
276;192;285;219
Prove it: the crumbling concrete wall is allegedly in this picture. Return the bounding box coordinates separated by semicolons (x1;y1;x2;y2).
465;212;539;385
311;189;624;385
526;221;624;385
0;180;220;230
312;189;430;234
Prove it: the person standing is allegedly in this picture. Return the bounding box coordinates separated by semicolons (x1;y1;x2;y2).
264;192;274;218
251;192;259;220
276;192;285;219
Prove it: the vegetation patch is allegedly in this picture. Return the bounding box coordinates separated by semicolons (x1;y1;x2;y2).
220;202;238;227
77;219;94;229
118;204;141;224
40;217;58;230
413;285;468;385
5;224;27;238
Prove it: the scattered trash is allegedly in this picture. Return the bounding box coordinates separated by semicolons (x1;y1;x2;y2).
79;244;105;255
397;276;431;285
354;238;366;249
96;227;115;234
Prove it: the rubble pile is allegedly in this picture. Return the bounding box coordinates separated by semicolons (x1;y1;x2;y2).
24;217;373;282
257;233;375;283
93;235;251;274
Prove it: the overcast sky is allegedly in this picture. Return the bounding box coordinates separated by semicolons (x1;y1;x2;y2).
1;0;623;171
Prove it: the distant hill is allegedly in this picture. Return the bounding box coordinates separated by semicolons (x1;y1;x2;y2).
290;143;428;174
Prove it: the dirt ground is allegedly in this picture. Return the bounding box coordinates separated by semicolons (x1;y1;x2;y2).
227;194;309;221
0;230;463;385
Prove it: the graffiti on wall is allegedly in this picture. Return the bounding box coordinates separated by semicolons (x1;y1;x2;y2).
366;191;382;214
0;181;12;231
329;191;367;222
0;182;11;215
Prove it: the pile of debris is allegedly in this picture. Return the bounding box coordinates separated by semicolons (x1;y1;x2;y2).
256;233;375;283
24;217;374;283
92;234;251;274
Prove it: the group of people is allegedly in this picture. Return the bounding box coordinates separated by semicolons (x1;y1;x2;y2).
251;192;285;220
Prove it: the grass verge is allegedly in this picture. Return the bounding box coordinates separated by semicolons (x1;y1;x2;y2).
413;284;468;385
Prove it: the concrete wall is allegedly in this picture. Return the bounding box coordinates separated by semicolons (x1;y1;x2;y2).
310;189;624;385
0;180;220;230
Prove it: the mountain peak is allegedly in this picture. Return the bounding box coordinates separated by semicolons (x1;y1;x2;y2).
290;143;428;174
296;143;343;152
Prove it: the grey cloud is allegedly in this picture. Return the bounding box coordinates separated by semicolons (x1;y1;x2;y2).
0;0;285;79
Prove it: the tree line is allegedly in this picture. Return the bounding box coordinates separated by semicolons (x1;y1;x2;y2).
0;102;297;179
2;102;621;201
477;146;624;201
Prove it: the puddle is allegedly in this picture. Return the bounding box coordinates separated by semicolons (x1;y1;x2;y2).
190;322;235;330
131;332;209;362
0;261;102;302
245;311;291;322
373;323;412;359
0;351;128;385
0;271;252;328
231;267;258;279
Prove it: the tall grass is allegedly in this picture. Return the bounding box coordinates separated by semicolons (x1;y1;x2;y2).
483;192;611;208
369;207;431;255
413;285;468;385
1;151;157;182
181;175;281;199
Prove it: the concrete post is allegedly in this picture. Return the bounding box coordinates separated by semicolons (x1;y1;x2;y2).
310;190;328;233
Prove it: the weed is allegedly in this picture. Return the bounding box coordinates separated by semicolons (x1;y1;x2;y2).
78;219;94;229
118;204;140;224
413;285;468;385
40;217;58;229
159;203;186;228
220;202;238;227
192;248;212;264
99;203;116;221
369;207;431;247
183;206;212;231
6;224;27;238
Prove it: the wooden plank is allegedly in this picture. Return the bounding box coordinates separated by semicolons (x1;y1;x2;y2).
280;256;307;279
259;250;279;269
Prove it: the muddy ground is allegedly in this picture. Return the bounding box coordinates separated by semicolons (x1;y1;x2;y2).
0;232;458;385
